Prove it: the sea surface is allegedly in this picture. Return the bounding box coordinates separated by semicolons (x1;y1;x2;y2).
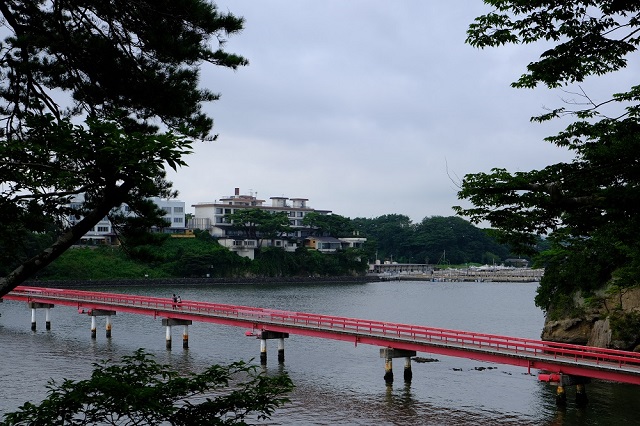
2;280;640;425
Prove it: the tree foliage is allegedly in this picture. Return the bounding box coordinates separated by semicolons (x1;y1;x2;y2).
457;1;640;311
0;349;293;426
227;209;292;248
0;0;247;297
302;212;355;238
352;214;511;265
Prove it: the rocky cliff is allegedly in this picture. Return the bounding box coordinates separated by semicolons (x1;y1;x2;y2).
541;286;640;351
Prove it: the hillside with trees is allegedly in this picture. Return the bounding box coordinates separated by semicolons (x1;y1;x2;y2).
352;214;527;266
5;214;535;282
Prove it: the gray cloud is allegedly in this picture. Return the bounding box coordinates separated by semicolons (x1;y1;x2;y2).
167;1;577;222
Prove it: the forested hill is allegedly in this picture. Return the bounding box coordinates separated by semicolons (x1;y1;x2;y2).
351;214;538;266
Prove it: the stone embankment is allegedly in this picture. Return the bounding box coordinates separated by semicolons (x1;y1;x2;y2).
380;268;543;283
23;275;376;289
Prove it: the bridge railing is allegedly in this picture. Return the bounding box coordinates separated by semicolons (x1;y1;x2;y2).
9;286;640;371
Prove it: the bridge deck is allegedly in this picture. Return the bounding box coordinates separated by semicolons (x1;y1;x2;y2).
4;286;640;385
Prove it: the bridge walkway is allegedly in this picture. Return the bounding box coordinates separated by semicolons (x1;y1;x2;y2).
4;286;640;386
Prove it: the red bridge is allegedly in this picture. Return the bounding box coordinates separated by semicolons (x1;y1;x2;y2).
4;285;640;402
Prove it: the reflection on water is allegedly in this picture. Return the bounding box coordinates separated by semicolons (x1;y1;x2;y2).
2;281;640;425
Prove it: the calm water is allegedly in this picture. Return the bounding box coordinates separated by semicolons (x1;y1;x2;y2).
2;280;640;425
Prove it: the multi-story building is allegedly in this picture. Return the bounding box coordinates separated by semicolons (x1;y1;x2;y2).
68;195;186;245
190;187;367;259
153;197;187;231
190;187;330;239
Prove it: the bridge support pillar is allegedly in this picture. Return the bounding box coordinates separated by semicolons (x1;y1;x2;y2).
31;308;36;331
162;319;193;351
278;337;285;363
380;348;416;384
538;373;591;406
258;331;289;365
28;302;55;331
45;308;51;330
183;325;189;349
404;356;413;382
84;309;116;339
576;383;588;406
260;339;267;365
91;316;97;339
106;315;112;339
556;386;566;406
384;358;393;384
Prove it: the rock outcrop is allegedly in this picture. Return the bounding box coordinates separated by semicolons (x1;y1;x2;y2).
541;286;640;351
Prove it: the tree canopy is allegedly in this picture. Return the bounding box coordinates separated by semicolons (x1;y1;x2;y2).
0;349;293;426
302;212;355;238
456;1;640;311
0;0;247;297
227;208;292;248
351;214;511;265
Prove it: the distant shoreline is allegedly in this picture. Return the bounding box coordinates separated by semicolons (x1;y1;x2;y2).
23;275;376;289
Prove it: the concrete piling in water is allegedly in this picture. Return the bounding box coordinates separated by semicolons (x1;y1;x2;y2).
260;339;267;365
380;348;417;384
556;386;567;406
182;325;189;349
384;357;394;383
83;309;116;339
91;316;97;339
404;356;413;382
106;315;112;338
257;331;290;365
161;319;193;351
28;302;55;331
538;372;591;406
576;383;588;406
45;308;51;331
278;337;285;363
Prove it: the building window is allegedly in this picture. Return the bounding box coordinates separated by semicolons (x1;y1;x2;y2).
215;208;223;214
162;207;171;215
297;212;304;217
97;226;110;233
224;208;232;214
173;217;183;223
174;207;184;213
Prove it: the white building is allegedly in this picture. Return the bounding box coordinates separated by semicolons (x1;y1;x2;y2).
68;195;186;245
190;187;341;259
152;197;186;231
190;187;330;239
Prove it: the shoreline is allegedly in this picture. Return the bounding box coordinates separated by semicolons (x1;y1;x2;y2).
23;275;377;289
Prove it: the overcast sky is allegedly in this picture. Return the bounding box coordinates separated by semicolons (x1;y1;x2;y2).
165;1;578;223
